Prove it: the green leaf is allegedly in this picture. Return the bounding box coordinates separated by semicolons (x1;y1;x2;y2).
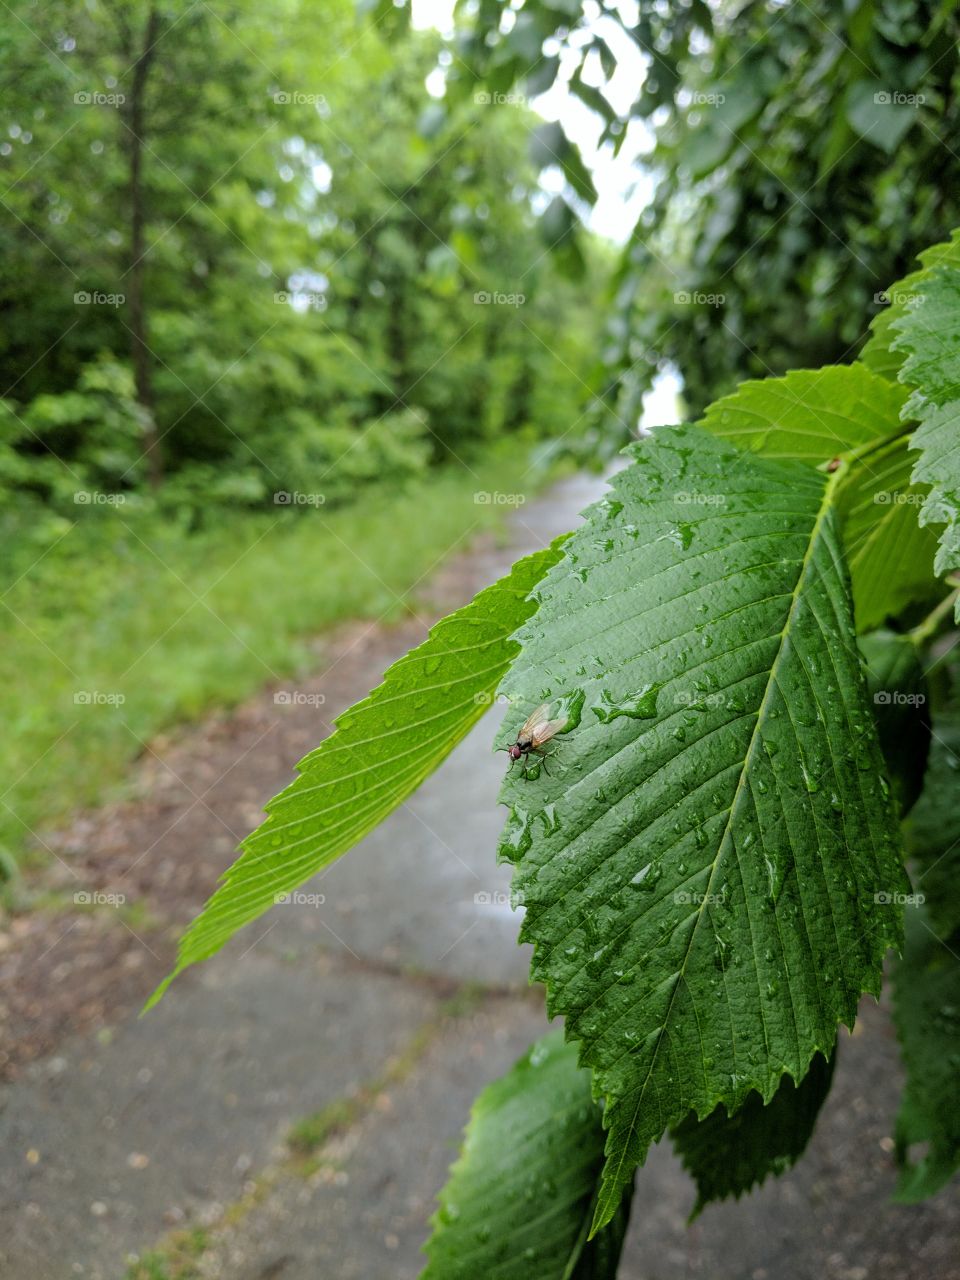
858;630;930;816
837;436;942;630
421;1031;631;1280
539;195;586;279
145;540;566;1009
845;80;918;154
568;71;616;124
529;121;567;169
904;695;960;939
698;366;938;628
698;365;906;466
671;1046;835;1217
889;266;960;598
560;140;599;206
860;228;960;380
496;423;907;1234
892;906;960;1202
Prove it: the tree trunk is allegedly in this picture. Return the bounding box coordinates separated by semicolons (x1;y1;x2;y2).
126;6;162;488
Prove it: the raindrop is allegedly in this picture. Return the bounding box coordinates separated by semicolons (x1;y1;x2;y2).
593;683;662;722
631;861;663;891
498;807;533;862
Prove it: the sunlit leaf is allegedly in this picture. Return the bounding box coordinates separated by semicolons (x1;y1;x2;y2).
698;364;905;465
146;540;566;1008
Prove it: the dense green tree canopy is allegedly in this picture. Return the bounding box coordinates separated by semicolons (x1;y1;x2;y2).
0;0;603;524
452;0;960;413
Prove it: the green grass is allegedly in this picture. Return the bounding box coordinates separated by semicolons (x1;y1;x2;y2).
0;456;531;871
124;1228;208;1280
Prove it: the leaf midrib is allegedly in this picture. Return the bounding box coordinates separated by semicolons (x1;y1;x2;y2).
594;464;842;1230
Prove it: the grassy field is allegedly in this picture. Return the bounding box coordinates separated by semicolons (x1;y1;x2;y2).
0;455;535;872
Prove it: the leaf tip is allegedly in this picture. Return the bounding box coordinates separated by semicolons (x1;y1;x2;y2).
141;969;177;1015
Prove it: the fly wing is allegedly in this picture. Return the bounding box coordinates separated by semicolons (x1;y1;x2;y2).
529;715;568;748
517;702;551;742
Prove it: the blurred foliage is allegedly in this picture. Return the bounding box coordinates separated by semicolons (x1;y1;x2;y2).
0;447;537;870
452;0;960;414
0;0;604;535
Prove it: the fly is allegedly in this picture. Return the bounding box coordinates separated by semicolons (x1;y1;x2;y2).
501;702;568;779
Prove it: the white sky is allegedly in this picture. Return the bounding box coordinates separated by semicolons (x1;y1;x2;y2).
412;0;652;243
412;0;682;426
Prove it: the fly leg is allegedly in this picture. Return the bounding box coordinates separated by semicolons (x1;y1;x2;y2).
521;746;552;780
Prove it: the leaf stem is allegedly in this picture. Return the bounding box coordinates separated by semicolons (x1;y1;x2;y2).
909;586;960;647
